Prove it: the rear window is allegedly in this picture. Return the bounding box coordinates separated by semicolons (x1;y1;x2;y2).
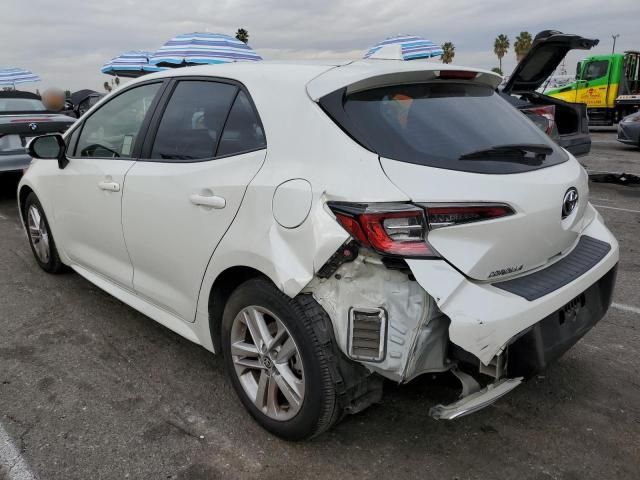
0;98;46;112
325;82;568;174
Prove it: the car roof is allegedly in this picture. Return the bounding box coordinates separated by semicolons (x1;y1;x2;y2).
132;59;501;100
137;61;341;88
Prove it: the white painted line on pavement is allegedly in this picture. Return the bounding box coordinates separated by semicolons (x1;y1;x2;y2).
592;204;640;214
0;422;37;480
0;213;8;220
612;302;640;315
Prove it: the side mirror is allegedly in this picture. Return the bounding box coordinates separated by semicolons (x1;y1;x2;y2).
27;134;69;169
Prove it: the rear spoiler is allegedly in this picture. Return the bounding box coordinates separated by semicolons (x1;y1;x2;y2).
307;61;501;101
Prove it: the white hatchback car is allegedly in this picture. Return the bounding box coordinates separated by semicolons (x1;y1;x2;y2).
19;60;619;440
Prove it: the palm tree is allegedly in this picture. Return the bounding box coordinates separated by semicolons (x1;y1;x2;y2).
494;34;510;74
514;32;533;62
491;67;503;75
441;42;455;64
235;28;249;44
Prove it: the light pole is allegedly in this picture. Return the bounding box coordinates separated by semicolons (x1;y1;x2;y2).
612;34;620;54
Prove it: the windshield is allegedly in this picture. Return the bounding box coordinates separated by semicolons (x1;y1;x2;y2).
0;98;46;112
339;82;568;174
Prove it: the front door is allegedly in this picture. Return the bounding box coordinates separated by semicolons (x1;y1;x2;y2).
577;59;611;108
122;79;267;321
53;82;163;289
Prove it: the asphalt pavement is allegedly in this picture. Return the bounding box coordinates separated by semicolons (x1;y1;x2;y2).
0;132;638;480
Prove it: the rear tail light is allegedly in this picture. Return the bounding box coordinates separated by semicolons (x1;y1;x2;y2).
437;70;479;80
332;203;436;258
522;105;556;135
329;202;514;258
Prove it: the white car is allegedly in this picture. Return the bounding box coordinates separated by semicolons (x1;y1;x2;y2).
19;60;619;440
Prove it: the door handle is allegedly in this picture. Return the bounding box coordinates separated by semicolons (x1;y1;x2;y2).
98;180;120;192
189;193;226;209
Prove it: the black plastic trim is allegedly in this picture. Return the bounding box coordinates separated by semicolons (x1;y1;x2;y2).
506;265;617;378
493;236;611;301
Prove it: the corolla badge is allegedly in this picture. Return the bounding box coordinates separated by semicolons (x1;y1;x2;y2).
28;123;38;131
562;187;579;219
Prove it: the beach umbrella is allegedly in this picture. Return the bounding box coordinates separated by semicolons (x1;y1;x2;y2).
101;50;164;78
150;32;262;67
364;35;444;61
0;67;40;87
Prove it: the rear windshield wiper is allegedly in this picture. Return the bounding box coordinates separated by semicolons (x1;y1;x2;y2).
459;144;554;161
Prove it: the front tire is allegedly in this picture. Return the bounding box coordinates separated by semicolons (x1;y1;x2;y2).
24;192;65;273
221;278;342;440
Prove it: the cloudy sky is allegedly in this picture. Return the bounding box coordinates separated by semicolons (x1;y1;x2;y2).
3;0;639;92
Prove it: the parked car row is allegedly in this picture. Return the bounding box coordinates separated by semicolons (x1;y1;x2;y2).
0;89;104;174
0;91;75;173
19;55;618;440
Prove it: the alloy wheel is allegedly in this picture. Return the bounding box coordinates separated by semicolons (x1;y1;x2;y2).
27;205;50;264
230;306;305;421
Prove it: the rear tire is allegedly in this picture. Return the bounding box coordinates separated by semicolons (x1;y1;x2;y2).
221;278;343;440
24;192;65;274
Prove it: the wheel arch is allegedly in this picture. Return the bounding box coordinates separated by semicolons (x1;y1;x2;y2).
18;184;34;221
207;265;274;352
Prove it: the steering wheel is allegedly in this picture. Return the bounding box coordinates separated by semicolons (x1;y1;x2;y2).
80;143;121;158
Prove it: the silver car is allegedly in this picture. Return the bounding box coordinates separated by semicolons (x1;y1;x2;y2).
617;111;640;147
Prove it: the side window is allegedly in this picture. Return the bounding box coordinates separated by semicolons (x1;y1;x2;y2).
583;61;609;81
76;83;161;158
150;81;237;161
217;91;266;157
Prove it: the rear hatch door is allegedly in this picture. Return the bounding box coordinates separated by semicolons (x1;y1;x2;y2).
503;31;599;94
321;77;591;281
381;157;589;280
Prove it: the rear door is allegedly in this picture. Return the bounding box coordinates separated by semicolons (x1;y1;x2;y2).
121;78;267;322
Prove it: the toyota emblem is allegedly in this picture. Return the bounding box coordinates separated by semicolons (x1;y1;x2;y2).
562;187;579;219
28;123;38;131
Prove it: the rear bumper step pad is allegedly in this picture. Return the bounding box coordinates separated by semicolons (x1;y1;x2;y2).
493;236;611;301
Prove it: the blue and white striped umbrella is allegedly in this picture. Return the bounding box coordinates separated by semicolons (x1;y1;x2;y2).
101;50;164;78
150;32;262;67
0;67;40;87
364;35;444;61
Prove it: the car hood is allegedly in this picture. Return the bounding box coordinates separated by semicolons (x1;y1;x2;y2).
622;111;640;122
503;30;599;94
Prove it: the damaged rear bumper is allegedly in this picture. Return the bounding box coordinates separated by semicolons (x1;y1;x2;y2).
407;209;619;366
307;205;618;419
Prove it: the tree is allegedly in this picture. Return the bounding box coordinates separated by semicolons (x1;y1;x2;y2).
494;34;510;74
235;28;249;44
491;67;503;75
441;42;455;64
514;31;533;62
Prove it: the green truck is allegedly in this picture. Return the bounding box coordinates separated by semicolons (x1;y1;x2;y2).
546;51;640;125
